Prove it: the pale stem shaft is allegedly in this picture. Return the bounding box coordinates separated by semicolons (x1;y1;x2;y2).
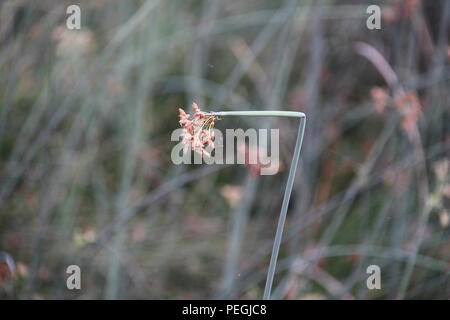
205;110;306;300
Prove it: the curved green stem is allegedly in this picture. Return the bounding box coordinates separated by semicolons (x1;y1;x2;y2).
206;110;306;300
205;110;305;118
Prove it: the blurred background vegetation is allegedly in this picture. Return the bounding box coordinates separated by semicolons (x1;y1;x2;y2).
0;0;449;299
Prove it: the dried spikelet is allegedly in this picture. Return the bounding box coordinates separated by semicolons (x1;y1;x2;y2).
178;103;218;157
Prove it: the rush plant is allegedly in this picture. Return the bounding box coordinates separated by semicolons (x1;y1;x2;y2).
178;103;306;300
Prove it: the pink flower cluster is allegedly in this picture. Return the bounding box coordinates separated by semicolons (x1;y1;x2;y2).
178;103;217;157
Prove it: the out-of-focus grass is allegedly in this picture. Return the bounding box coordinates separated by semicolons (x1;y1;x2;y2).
0;0;449;299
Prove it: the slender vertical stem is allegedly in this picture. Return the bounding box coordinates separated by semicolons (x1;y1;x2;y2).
205;110;306;299
263;116;305;299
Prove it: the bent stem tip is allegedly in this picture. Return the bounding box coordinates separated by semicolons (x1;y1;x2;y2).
206;109;306;300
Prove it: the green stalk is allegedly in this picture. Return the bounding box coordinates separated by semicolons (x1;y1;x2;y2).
205;110;306;300
206;110;305;119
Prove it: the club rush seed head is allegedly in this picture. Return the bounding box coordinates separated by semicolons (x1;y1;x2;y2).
178;102;218;157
